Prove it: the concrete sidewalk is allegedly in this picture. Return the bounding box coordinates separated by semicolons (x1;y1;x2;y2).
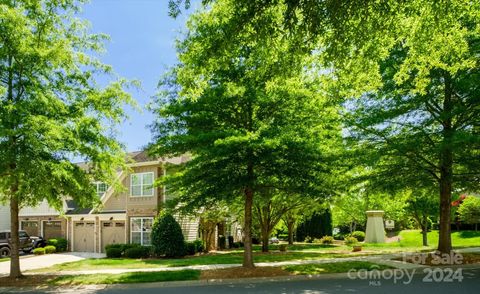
26;253;427;276
0;252;105;277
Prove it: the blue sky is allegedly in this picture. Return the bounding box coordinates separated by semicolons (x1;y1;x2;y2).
80;0;194;152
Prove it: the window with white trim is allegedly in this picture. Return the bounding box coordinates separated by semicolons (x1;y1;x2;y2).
93;182;108;197
130;217;153;245
130;172;154;197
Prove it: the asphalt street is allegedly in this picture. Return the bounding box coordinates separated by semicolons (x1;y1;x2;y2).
8;267;479;294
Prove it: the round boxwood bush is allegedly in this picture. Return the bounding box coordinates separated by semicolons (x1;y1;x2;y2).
185;242;196;255
106;247;122;258
124;246;151;259
344;236;358;245
33;247;45;255
351;231;365;242
151;213;186;258
47;238;68;252
44;245;56;254
319;236;334;244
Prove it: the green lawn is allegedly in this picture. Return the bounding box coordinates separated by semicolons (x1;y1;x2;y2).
0;257;9;262
31;230;480;273
396;230;480;248
32;251;369;273
284;261;392;275
49;270;200;286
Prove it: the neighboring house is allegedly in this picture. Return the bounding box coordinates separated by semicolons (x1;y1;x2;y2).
0;205;10;230
19;151;200;253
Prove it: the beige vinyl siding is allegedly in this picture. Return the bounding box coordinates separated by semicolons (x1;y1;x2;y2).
20;200;61;216
175;215;199;241
0;205;10;230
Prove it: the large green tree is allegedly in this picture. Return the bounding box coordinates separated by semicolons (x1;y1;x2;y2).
171;0;480;255
0;0;133;278
150;1;340;268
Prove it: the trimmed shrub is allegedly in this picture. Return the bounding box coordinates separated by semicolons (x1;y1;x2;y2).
279;244;288;252
218;235;226;250
124;246;151;259
106;248;122;258
104;243;140;256
193;239;204;253
344;236;358;245
333;233;345;241
47;238;68;252
227;236;234;248
44;245;56;254
151;213;186;258
351;231;365;242
319;236;334;245
185;242;196;255
33;248;45;255
304;236;313;243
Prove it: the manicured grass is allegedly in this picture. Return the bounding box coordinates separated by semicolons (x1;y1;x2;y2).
0;257;10;262
32;251;369;273
397;230;480;248
283;261;393;275
49;270;200;285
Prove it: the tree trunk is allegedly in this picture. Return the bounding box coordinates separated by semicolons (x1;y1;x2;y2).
287;220;294;245
421;218;429;247
437;72;453;254
10;192;22;278
243;187;255;268
261;229;269;253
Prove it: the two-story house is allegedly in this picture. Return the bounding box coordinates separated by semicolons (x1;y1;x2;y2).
18;151;200;253
0;205;10;230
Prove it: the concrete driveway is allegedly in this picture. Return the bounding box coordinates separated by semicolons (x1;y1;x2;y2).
0;252;105;277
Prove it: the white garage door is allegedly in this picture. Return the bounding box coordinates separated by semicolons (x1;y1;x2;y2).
73;221;95;252
101;221;125;252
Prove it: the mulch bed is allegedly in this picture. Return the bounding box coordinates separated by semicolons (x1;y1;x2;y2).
395;252;480;266
0;275;56;287
200;266;291;280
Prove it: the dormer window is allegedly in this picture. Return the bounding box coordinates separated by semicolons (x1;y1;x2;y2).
93;182;108;197
130;172;154;197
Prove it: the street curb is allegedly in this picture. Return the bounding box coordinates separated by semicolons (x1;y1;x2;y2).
1;265;480;293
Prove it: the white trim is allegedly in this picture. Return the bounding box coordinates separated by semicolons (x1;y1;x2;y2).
94;218;97;253
163;166;167;203
130;172;154;197
128;161;161;168
70;218;74;252
129;217;153;245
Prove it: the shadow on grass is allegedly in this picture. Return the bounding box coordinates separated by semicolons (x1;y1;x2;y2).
50;270;200;285
458;231;480;239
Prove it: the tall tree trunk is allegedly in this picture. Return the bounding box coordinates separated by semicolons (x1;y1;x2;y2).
421;217;428;247
437;72;453;254
287;220;294;245
243;187;255;268
10;188;22;278
261;227;269;253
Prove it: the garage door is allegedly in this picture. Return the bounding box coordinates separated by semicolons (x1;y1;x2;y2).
101;221;126;252
43;221;62;240
74;221;95;252
21;221;39;237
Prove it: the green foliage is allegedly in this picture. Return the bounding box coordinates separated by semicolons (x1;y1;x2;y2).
124;247;151;259
192;239;204;253
296;209;333;242
33;248;45;255
0;0;134;277
151;213;186;258
185;242;196;256
344;236;358;246
44;245;56;254
150;0;342;266
350;231;365;242
304;236;313;243
217;235;226;250
279;244;288;252
318;236;334;245
458;197;480;228
47;238;68;252
106;248;122;258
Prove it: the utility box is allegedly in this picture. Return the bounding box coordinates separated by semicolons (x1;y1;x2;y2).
365;210;385;243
